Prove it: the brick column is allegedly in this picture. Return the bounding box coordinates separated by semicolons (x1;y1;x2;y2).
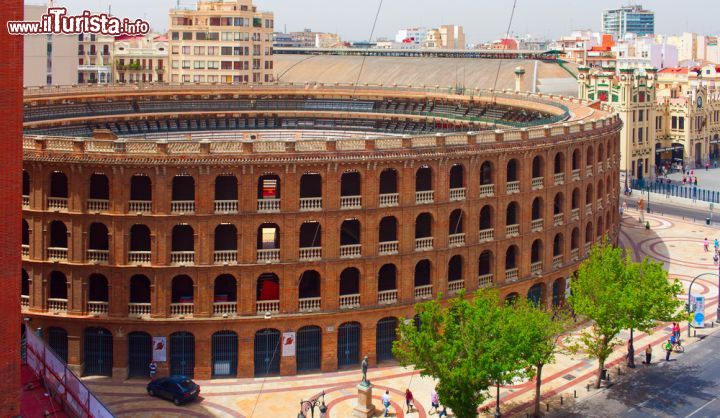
321;326;338;371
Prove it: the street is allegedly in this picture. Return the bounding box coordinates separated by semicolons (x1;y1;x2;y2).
621;195;720;226
549;330;720;418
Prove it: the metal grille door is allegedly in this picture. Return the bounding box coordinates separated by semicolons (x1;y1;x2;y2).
170;332;195;377
84;328;113;376
552;280;562;307
128;332;152;378
48;327;68;363
337;322;361;368
376;317;398;362
212;331;238;378
528;285;542;306
254;329;280;377
296;326;321;372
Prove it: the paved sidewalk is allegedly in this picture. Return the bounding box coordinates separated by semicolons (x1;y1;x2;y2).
83;208;720;418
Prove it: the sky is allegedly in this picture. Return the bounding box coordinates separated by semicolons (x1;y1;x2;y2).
27;0;720;43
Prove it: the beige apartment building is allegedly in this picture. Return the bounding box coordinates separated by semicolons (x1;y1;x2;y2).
23;4;78;86
168;0;275;84
424;25;465;50
114;35;169;84
77;33;114;84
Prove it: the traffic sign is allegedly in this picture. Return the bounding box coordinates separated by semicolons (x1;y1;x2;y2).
692;295;706;328
695;312;705;326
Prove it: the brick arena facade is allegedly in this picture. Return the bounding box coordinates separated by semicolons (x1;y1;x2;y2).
20;85;622;380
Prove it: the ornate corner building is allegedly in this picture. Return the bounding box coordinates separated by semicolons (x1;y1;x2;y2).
20;84;621;380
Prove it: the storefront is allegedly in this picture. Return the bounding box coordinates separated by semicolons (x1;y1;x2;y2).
655;143;685;173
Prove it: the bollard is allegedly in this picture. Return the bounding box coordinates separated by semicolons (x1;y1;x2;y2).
561;395;564;405
574;390;577;398
694;330;697;337
587;383;590;392
547;403;550;412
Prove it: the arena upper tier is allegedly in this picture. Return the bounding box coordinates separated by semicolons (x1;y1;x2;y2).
21;83;622;380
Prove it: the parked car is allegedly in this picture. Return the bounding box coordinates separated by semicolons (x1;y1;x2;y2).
146;375;200;406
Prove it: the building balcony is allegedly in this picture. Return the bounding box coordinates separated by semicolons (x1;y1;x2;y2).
128;200;152;213
448;233;465;248
257;299;280;315
47;247;68;261
506;181;520;194
299;197;322;211
299;297;321;313
415;237;434;251
597;199;603;210
378;241;399;255
415;190;435;204
597;161;604;173
21;295;29;311
531;261;543;275
571;248;580;261
170;251;194;265
379;193;399;207
447;280;464;295
531;218;544;232
505;268;519;283
585;203;593;215
299;247;322;262
572;169;581;181
478;273;494;288
378;289;398;305
22;195;29;208
171;200;195;214
257;198;280;213
532;177;544;190
22;244;29;258
257;248;280;263
47;197;68;211
340;195;361;210
506;224;520;238
553;213;564;226
339;294;360;310
479;228;494;242
213;302;237;317
214;250;237;264
87;249;109;264
449;187;466;201
479;184;495;197
414;284;433;300
128;251;151;265
553;254;564;269
554;173;565;185
214;200;238;214
87;199;109;212
128;303;151;318
170;302;194;317
48;298;68;313
571;208;580;221
87;301;108;316
339;244;361;259
586;166;593;177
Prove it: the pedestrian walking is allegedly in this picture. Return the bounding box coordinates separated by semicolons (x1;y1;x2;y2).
695;177;699;186
705;238;710;252
405;389;414;413
714;239;719;252
149;361;157;379
382;390;391;417
430;387;439;414
645;345;652;365
638;199;645;223
438;406;448;418
665;339;673;361
673;322;681;339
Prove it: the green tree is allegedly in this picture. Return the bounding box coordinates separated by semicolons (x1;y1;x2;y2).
567;244;628;388
507;299;568;417
393;289;524;418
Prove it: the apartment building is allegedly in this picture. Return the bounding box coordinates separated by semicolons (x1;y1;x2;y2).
77;33;114;84
114;34;169;84
168;0;275;84
23;4;78;86
424;25;465;50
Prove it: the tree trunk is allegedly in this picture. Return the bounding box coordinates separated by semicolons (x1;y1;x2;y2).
533;363;544;417
627;328;635;368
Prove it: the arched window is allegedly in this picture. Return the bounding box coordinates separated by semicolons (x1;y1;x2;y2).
532;197;544;221
298;270;321;302
49;271;67;300
585;222;594;245
507;159;519;182
171;275;194;303
554;152;565;175
87;223;109;263
378;264;397;292
300;173;322;199
130;174;152;202
22;269;30;297
89;173;109;201
214;274;237;306
340;219;361;246
506;202;519;226
572;188;580;210
415;165;433;192
480;205;494;236
340;171;361;205
214;224;238;255
299;222;322;259
339;268;360;302
415;213;433;239
129;275;151;305
49;221;68;248
449;164;464;190
171;225;194;264
215;175;238;202
172;174;195;202
572;149;581;171
571;228;580;251
22;170;30;197
256;273;280;302
532;155;544;180
553;233;564;257
448;255;463;286
505;245;519;270
379;168;398;195
378;216;397;243
480;161;494;186
531;239;543;266
211;331;238;378
449;209;464;235
586;146;594;168
414;259;432;288
22;219;29;246
528;284;544;307
49;171;68;198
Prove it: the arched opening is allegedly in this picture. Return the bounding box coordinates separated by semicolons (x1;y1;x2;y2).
597;180;604;203
449;209;464;240
554;193;564;216
22;170;30;197
572;149;581;171
22;269;29;297
505;292;519;305
415;213;433;239
171;275;194;304
507;159;519;182
298;270;321;302
597;143;605;163
554;152;565;174
553;233;564;257
379;216;397;243
414;259;432;288
88;274;109;307
171;224;194;264
256;273;280;302
505;245;519;271
48;327;68;363
531;239;543;272
449;164;464;189
480;161;494;185
48;271;67;301
339;268;360;297
571;228;580;251
340;219;361;246
572;188;580;210
214;224;238;262
586;184;594;205
532;197;544;221
84;327;112;376
89;173;109;201
214;274;237;305
479;250;494;281
22;219;29;246
300;173;322;201
376;317;399;363
257;223;280;251
87;223;109;263
448;255;463;287
532;155;544;179
254;328;281;376
215;175;238;202
297;326;322;372
130;174;152;202
378;264;397;293
169;331;195;377
379;168;398;195
211;330;238;378
128;331;152;378
299;222;322;260
552;278;566;308
415;165;433;192
479;205;494;240
506;202;519;230
172;174;195;202
528;284;544;306
129;224;151;263
257;173;281;199
586;146;594;168
49;220;67;248
597;216;604;240
337;322;361;367
129;275;151;304
49;171;68;198
340;171;361;206
585;222;594;245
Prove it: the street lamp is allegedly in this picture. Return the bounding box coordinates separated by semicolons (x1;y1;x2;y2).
298;391;327;418
646;183;651;213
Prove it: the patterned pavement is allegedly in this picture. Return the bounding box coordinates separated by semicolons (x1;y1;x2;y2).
84;207;720;417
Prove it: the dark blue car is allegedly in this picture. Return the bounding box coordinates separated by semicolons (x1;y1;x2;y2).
146;376;200;406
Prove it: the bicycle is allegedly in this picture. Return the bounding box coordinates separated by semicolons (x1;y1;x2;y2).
672;341;685;353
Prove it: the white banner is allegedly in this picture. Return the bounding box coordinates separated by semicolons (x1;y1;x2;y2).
281;332;296;357
152;337;167;362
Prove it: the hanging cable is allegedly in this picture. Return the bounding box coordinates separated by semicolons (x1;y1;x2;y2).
249;331;283;418
352;0;384;97
491;0;519;105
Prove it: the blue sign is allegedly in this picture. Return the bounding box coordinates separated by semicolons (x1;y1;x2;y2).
695;312;705;326
692;295;706;328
